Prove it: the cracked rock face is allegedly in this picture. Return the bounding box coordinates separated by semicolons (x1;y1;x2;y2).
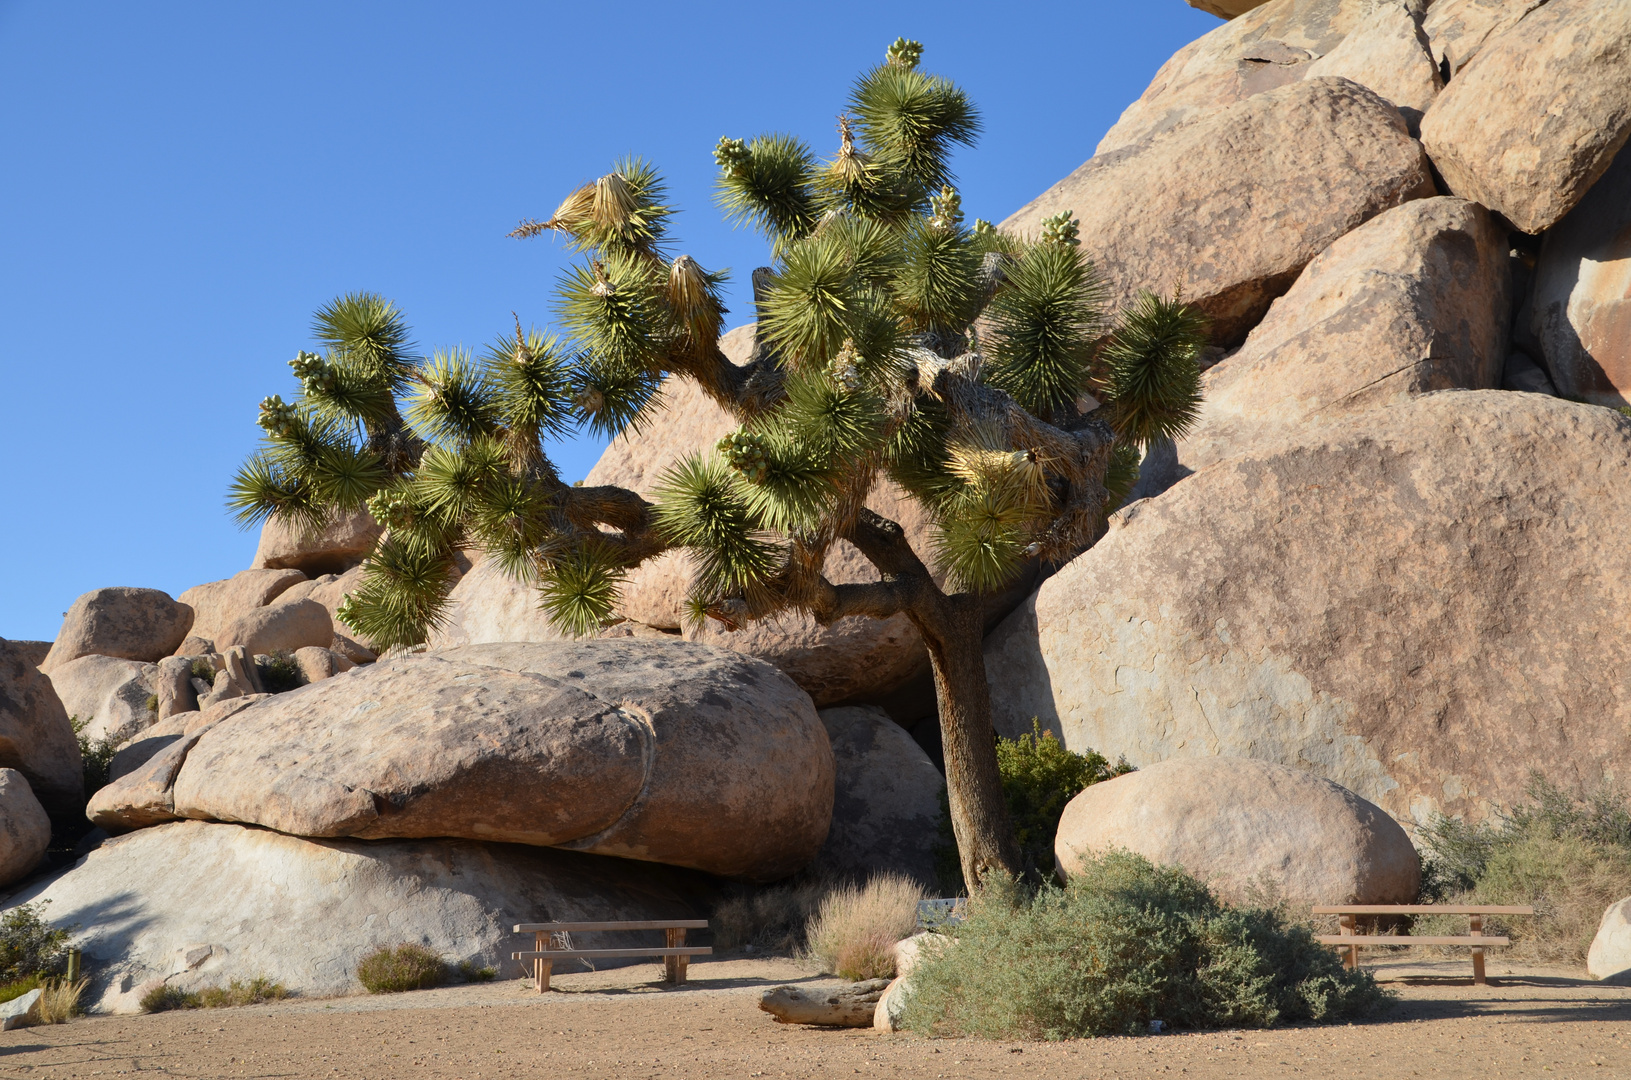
985;392;1631;830
89;640;834;881
1159;196;1510;488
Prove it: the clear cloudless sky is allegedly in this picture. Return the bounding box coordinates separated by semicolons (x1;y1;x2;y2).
0;0;1217;642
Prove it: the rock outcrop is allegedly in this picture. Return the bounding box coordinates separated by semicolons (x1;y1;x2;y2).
40;588;193;672
252;508;380;577
212;598;334;657
0;639;82;817
9;820;716;1013
1055;758;1420;905
1006;76;1435;346
1163;196;1510;485
1188;0;1271;20
985;392;1631;828
1422;0;1548;79
0;770;51;887
176;569;307;646
812;707;944;886
1303;2;1440;133
1419;0;1631;234
44;654;156;745
1529;144;1631;406
97;640;834;881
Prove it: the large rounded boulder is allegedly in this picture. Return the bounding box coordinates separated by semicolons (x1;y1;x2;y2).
1055;758;1419;905
94;640;834;881
0;638;82;817
811;706;945;886
40;587;193;671
986;391;1631;828
10;821;716;1013
0;769;51;887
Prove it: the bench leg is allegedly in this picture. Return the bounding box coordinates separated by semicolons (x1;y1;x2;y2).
664;928;687;984
534;932;552;994
1339;914;1357;971
1470;915;1486;986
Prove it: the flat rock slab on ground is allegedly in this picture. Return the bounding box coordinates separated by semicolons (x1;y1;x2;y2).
9;820;717;1014
0;957;1626;1078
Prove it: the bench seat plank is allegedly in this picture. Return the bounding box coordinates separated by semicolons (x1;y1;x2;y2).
1315;935;1510;946
513;920;711;933
1310;905;1534;915
511;947;714;961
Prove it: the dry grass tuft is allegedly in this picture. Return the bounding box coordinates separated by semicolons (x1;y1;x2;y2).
804;873;926;981
36;978;87;1023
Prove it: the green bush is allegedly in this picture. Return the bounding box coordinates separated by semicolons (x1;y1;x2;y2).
456;960;496;983
0;975;42;1004
903;850;1391;1039
936;722;1130;892
70;717;119;796
140;977;288;1012
255;651;305;694
1418;775;1631;962
190;658;217;684
140;984;201;1012
356;944;446;993
0;903;73;984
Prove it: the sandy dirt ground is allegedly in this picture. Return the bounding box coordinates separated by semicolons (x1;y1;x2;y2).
1;954;1628;1079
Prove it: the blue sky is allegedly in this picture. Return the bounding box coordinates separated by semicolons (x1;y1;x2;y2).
0;1;1217;642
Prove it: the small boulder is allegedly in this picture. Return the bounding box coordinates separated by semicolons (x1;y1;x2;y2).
812;707;944;886
252;508;381;577
45;654;157;746
1055;758;1420;905
0;770;51;886
273;565;365;624
152;656;198;719
113;640;833;881
1528;143;1631;406
0;639;83;817
0;988;41;1030
1187;0;1270;17
1005;76;1435;346
1588;897;1631;984
213;599;333;657
41;588;193;671
9;820;716;1013
176;569;306;645
1419;0;1631;234
196;646;264;708
1303;1;1440;133
292;646;353;684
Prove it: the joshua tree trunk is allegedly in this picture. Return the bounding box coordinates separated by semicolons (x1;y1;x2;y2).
913;592;1022;892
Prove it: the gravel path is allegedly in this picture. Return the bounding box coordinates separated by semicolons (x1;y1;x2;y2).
0;957;1626;1078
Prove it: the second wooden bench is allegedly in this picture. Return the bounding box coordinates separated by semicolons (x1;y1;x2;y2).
1312;904;1534;985
511;919;711;992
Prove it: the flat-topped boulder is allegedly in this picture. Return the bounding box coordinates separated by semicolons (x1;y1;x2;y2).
1005;76;1434;346
98;640;834;881
986;392;1631;828
252;508;380;577
9;821;716;1013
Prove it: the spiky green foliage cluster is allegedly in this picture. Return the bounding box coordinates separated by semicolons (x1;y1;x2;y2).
232;39;1208;649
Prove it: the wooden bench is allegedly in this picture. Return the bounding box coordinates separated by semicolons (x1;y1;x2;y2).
1312;905;1535;985
511;920;711;992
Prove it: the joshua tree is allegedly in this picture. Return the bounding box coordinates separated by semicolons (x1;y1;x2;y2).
230;38;1204;889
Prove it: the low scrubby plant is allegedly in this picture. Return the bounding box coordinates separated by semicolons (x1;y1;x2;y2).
713;879;834;954
70;717;118;796
0;903;73;985
255;651;305;694
356;944;446;993
456;960;497;983
140;976;289;1012
936;722;1130;892
140;984;201;1012
903;850;1391;1039
189;657;217;684
1417;775;1631;963
0;975;42;1004
804;873;926;980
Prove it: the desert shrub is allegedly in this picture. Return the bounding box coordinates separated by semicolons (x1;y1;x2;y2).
903;850;1391;1039
356;944;446;993
804;873;926;980
936;722;1131;892
196;977;289;1007
1417;775;1631;962
140;984;201;1012
190;657;217;683
712;879;833;953
36;978;87;1022
70;716;119;795
457;960;496;982
0;975;42;1004
255;651;305;694
0;903;73;984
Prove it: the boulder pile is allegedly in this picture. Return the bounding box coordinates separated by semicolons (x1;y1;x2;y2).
6;0;1631;1007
